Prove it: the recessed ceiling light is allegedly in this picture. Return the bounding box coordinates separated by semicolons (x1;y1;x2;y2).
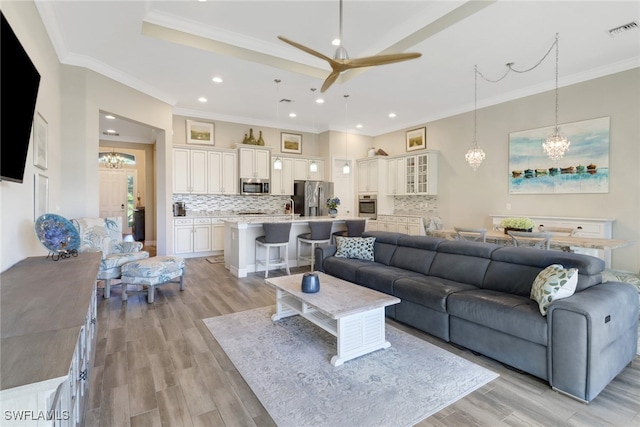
105;115;115;120
315;98;324;104
356;124;363;129
289;112;297;118
198;97;208;103
388;113;397;118
332;38;341;46
212;76;223;83
106;129;117;134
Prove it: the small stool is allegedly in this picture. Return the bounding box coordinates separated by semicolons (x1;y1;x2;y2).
255;222;292;278
120;256;185;303
297;221;333;271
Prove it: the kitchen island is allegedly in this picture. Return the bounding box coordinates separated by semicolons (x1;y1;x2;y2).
224;216;351;278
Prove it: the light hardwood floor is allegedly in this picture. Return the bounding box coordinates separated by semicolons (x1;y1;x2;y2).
87;257;640;427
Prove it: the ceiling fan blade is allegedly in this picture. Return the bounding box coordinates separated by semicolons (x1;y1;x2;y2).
346;52;422;68
320;70;342;93
278;36;333;63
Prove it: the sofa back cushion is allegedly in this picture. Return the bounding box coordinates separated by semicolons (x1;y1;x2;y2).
389;235;445;275
485;247;605;295
428;241;498;287
362;231;405;265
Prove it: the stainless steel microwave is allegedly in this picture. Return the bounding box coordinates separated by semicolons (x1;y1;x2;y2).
240;178;270;195
358;194;377;219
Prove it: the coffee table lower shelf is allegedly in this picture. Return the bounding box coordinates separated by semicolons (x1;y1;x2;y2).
271;289;391;366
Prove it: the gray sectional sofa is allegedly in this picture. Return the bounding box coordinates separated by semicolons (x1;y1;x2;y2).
315;231;639;402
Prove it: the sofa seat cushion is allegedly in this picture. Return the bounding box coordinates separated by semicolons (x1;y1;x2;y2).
448;289;547;346
323;256;376;283
355;265;424;295
394;276;477;313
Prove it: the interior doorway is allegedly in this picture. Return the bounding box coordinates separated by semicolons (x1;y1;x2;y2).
332;158;354;216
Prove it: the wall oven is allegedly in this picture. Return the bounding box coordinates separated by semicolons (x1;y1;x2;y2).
240;179;270;195
358;194;377;219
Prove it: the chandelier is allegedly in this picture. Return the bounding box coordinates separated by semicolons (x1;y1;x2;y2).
542;33;570;161
465;65;486;171
103;149;125;169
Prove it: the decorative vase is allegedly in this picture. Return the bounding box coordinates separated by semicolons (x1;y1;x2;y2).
256;130;265;146
504;227;532;234
301;272;320;293
328;208;338;218
247;128;257;145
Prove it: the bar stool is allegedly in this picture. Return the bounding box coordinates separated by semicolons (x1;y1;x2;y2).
332;219;367;243
255;222;292;278
297;221;333;271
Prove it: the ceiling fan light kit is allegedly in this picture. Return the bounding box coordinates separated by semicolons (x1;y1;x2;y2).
278;0;421;92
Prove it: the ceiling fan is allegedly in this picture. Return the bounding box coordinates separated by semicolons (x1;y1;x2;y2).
278;0;422;92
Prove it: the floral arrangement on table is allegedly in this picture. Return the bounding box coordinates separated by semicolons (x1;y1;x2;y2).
500;217;536;233
326;196;341;210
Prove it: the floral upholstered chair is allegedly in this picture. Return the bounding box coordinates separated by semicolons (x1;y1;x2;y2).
72;217;149;298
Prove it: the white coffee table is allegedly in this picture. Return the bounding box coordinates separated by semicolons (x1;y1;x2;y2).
265;272;400;366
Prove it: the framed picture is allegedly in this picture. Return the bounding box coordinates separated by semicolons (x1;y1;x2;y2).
34;112;48;169
186;120;215;145
281;132;302;154
34;173;49;220
508;116;610;194
406;127;426;152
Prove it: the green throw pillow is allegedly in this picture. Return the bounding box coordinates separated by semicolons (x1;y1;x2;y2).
335;236;375;261
530;264;578;316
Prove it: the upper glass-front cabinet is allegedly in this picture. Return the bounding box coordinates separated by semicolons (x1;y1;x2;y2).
405;152;438;195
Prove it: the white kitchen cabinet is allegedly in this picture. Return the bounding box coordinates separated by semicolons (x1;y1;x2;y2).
405;152;438;195
173;148;207;194
212;220;225;251
387;157;406;195
376;214;425;236
174;218;211;254
271;157;294;195
293;158;324;181
208;150;238;194
239;147;270;180
357;158;382;193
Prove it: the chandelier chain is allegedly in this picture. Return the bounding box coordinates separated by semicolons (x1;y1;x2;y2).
476;33;558;83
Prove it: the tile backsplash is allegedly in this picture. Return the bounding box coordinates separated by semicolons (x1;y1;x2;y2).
172;194;293;214
393;195;439;217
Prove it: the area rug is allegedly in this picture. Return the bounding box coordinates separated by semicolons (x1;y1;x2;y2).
203;306;499;427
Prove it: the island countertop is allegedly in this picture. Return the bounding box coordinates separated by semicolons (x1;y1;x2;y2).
223;217;356;277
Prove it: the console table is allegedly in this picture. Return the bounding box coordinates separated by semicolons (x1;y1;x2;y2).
0;253;100;427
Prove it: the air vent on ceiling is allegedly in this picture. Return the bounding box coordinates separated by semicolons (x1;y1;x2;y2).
279;98;293;103
608;21;638;37
102;131;120;136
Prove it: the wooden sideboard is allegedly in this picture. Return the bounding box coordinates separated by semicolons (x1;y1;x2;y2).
0;253;100;427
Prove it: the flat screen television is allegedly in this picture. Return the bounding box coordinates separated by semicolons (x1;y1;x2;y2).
1;11;41;183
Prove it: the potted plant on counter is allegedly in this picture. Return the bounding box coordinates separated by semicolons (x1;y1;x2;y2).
500;217;535;234
326;197;340;217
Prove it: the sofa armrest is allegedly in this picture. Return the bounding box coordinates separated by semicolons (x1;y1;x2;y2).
111;241;144;253
314;244;337;273
547;281;638;401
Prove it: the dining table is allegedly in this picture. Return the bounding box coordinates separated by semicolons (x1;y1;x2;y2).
429;229;634;251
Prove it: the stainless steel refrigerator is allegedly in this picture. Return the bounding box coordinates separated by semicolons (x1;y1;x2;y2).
293;180;334;217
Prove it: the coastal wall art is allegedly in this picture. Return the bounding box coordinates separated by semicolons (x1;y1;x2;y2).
508;116;610;194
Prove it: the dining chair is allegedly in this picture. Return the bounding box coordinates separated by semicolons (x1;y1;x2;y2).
538;225;579;236
508;231;552;250
453;227;487;243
